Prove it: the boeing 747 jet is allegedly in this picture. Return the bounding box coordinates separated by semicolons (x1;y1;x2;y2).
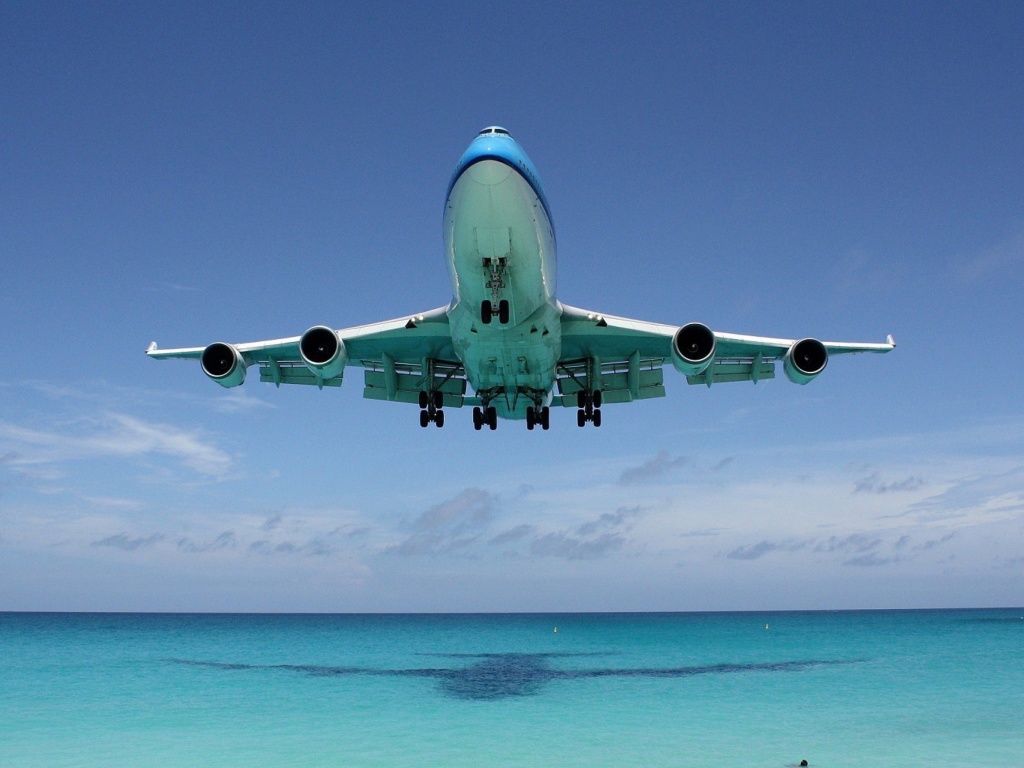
148;127;894;430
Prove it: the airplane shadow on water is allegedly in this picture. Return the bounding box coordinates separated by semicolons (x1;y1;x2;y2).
171;652;862;701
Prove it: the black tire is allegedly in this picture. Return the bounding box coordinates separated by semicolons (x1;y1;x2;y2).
418;391;429;409
419;410;429;428
498;299;510;324
433;391;443;409
435;410;445;428
541;406;550;430
592;408;602;428
577;409;586;428
481;301;492;324
593;390;602;408
487;406;498;430
577;392;587;409
526;407;535;430
473;406;482;431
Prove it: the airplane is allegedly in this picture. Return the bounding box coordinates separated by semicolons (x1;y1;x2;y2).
147;126;895;431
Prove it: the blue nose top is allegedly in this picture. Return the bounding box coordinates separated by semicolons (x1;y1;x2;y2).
446;128;552;227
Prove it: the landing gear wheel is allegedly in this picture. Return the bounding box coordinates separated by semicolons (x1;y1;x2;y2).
577;409;587;428
473;407;483;431
433;391;444;409
592;408;602;428
541;406;550;430
577;392;587;409
481;301;492;324
593;390;602;408
498;299;510;324
435;410;444;428
419;410;430;428
526;407;536;430
418;391;429;409
487;406;498;430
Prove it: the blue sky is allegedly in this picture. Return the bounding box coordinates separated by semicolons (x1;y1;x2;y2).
2;1;1022;612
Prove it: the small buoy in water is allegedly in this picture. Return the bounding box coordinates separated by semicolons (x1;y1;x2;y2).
765;623;770;630
553;627;558;633
800;760;808;767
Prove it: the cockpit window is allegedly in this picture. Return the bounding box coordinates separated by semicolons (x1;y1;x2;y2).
478;127;511;136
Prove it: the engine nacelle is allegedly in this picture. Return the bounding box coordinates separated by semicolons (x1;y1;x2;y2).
670;322;716;376
300;325;347;380
201;342;246;388
783;338;828;384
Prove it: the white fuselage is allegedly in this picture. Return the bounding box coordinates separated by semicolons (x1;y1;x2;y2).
443;138;562;419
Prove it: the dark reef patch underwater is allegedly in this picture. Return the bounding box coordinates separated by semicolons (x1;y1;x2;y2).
171;652;860;701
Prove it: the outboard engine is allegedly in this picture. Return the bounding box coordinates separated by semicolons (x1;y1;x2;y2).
201;342;246;388
670;323;716;376
783;338;828;384
300;325;347;380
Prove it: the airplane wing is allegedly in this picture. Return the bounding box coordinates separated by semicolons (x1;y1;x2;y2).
147;306;472;407
554;303;895;407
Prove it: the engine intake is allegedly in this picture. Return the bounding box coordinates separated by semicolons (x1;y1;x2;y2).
300;325;347;380
783;338;828;384
201;342;246;388
670;323;716;376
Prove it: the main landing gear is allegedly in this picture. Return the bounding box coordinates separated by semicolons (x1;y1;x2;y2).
472;406;498;431
576;391;602;428
419;390;444;428
526;406;550;431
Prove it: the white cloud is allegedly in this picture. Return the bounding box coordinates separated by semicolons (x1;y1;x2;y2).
386;488;497;556
618;451;689;485
0;412;233;477
92;532;165;551
952;230;1024;283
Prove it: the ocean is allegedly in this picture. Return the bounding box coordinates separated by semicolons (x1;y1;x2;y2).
2;610;1022;767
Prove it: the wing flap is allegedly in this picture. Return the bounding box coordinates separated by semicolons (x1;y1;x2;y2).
553;359;665;407
258;359;343;387
685;359;777;387
363;367;468;407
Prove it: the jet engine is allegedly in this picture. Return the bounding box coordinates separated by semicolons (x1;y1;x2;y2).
783;338;828;384
300;325;347;380
201;342;246;388
670;322;716;376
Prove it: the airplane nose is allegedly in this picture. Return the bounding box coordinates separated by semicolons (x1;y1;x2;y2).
468;159;511;186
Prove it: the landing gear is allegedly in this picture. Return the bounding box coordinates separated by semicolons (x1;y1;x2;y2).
418;389;445;428
481;258;511;324
418;390;444;410
480;299;510;325
526;406;550;431
473;406;498;431
576;390;602;428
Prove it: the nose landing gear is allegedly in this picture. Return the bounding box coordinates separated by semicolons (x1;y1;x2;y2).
480;258;510;324
480;299;510;325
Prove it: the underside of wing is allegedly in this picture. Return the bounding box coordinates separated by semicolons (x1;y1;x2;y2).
557;302;894;398
147;306;472;405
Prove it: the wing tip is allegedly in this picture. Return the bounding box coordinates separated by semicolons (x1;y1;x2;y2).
146;341;158;355
886;334;896;348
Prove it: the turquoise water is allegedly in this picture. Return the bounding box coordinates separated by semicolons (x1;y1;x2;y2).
2;610;1022;767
